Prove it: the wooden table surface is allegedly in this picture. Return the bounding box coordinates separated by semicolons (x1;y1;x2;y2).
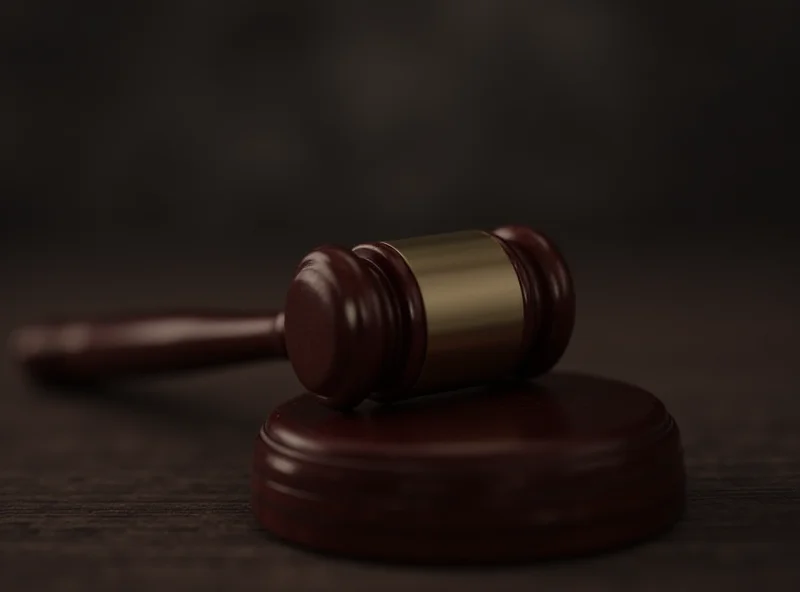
1;235;798;591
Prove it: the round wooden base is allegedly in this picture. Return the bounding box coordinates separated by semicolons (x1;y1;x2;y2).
251;372;685;563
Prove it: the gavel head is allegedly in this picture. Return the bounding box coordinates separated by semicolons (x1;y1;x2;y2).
283;225;575;409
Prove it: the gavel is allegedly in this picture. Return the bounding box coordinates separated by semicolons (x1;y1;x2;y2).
10;225;691;564
11;225;574;410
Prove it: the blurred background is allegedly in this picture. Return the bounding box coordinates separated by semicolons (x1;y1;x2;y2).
2;0;797;254
1;4;799;587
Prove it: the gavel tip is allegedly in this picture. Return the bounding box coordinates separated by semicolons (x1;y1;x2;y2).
8;324;93;387
8;326;42;363
7;326;44;382
9;322;84;367
12;323;92;357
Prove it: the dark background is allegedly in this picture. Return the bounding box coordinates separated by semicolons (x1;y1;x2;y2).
1;2;799;590
2;0;798;250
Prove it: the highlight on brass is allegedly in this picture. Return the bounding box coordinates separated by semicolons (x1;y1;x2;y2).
386;230;524;392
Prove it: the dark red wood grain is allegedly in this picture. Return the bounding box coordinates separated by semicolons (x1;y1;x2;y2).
282;227;576;408
11;310;286;386
492;225;576;378
3;237;799;589
283;245;397;409
351;241;427;401
251;372;686;563
10;226;575;410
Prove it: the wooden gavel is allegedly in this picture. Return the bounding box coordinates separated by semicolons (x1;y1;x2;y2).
10;225;574;410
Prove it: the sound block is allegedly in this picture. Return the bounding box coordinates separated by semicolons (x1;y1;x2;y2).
251;372;685;563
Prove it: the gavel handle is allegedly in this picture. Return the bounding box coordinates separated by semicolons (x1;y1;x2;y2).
9;310;286;386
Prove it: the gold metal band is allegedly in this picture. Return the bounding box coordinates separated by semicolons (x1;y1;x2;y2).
385;230;524;392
